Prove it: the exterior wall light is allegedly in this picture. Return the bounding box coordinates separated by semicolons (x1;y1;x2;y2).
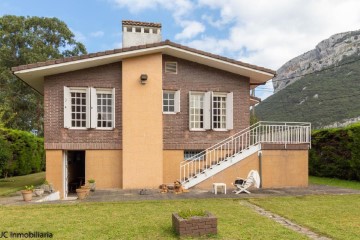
140;74;148;84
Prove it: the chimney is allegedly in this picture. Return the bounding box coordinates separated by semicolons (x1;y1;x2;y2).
122;20;162;48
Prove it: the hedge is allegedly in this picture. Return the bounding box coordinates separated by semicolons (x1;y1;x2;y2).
310;123;360;181
0;128;44;178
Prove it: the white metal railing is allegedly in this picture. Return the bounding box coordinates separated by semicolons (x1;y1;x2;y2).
180;121;311;183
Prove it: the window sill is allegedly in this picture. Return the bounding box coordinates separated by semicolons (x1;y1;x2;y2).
163;112;177;114
189;129;206;132
212;129;229;132
95;128;114;131
68;127;87;130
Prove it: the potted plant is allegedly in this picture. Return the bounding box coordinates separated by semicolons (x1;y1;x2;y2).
21;185;34;202
76;188;87;200
34;187;44;197
88;179;96;192
80;185;91;196
41;180;54;193
172;209;217;237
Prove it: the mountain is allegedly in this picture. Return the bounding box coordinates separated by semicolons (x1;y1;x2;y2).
255;30;360;129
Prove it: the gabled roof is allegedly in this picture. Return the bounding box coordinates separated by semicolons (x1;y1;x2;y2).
12;40;275;95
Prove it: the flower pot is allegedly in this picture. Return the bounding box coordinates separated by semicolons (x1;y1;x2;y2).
89;182;96;192
172;212;217;237
76;188;87;200
21;190;33;202
80;185;91;197
34;188;44;197
42;184;54;193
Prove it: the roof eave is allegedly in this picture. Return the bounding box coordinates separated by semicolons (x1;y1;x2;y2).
14;45;275;95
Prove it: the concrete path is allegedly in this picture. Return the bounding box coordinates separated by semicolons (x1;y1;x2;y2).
1;184;359;206
240;201;332;240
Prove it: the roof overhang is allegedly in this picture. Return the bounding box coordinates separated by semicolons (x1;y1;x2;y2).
13;45;274;95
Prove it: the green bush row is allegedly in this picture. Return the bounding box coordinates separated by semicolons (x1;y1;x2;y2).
310;123;360;181
0;128;44;178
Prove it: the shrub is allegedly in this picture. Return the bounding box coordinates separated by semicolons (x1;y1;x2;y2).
178;209;207;219
0;128;44;178
310;123;360;181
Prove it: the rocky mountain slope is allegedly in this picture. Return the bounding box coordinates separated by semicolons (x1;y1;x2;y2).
273;30;360;92
256;30;360;129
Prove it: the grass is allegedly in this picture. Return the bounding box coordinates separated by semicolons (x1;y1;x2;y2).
309;176;360;190
0;199;306;240
0;172;45;196
250;195;360;240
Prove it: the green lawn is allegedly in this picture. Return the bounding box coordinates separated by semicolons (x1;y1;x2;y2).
0;172;45;196
309;176;360;190
0;199;306;240
250;195;360;240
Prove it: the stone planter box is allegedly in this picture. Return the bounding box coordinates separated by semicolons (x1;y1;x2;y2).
172;212;217;237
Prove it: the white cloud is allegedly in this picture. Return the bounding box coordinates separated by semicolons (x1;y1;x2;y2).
90;31;104;38
175;21;205;40
197;0;360;70
70;28;87;43
110;0;193;22
108;0;360;99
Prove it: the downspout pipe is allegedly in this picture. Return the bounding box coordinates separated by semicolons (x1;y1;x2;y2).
258;150;262;188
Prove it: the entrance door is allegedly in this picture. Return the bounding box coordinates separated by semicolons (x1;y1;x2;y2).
66;151;86;195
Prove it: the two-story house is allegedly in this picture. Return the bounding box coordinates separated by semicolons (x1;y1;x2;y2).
12;21;311;199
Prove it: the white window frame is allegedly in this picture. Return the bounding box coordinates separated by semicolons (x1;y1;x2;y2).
165;61;178;74
64;86;115;131
184;150;204;160
188;91;233;132
64;87;90;130
163;90;180;114
91;88;115;130
212;93;228;131
189;91;205;131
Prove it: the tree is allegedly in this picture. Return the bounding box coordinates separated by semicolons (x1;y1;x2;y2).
0;15;87;134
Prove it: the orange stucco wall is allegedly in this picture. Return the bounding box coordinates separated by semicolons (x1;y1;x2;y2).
163;150;183;183
261;150;308;188
190;149;308;190
122;53;163;188
195;152;259;189
85;150;122;188
45;150;64;198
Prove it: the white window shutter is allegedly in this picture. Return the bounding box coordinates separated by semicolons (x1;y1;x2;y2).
112;88;116;128
174;90;180;113
204;91;212;130
90;87;97;128
86;88;91;128
63;86;71;128
226;92;234;130
188;91;192;130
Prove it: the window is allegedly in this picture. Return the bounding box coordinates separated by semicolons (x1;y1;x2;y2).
163;91;175;112
163;90;180;113
212;94;227;129
70;89;88;128
96;90;114;128
165;62;177;74
64;87;115;130
188;91;233;131
189;93;204;130
184;150;204;160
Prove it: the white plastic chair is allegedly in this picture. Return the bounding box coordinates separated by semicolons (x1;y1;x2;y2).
232;170;261;194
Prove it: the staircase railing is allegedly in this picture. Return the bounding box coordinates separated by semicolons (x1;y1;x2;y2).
180;121;311;183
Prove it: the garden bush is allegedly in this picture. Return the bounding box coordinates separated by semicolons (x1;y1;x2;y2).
0;128;44;178
310;123;360;181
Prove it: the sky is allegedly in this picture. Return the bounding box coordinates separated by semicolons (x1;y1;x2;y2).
1;0;360;99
